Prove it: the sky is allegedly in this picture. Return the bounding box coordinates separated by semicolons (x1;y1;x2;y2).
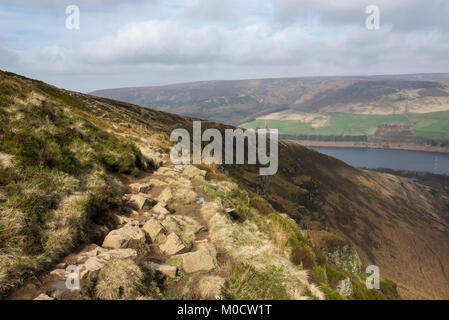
1;0;449;92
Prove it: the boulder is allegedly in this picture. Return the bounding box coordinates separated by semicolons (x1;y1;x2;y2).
148;179;168;187
160;233;186;255
83;246;105;257
147;262;177;278
161;216;181;233
105;248;137;260
140;147;164;169
323;241;362;274
156;167;178;177
115;215;133;226
170;244;216;273
127;194;156;211
337;278;353;297
142;219;167;243
79;256;106;281
128;182;152;194
50;269;67;280
157;187;172;205
102;225;146;249
151;203;170;215
174;215;206;235
79;248;137;281
34;293;54;300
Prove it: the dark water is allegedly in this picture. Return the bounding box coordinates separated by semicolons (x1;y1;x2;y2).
310;147;449;175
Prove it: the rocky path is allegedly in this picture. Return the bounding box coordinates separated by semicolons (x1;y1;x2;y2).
10;154;222;300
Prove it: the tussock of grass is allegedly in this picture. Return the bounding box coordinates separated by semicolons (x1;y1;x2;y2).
95;258;144;300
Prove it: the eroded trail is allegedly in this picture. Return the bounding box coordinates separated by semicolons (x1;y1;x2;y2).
9;153;223;300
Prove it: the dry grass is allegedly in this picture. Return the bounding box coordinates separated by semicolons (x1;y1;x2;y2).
270;220;290;254
95;258;144;300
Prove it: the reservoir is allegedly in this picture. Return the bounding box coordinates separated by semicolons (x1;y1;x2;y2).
310;147;449;175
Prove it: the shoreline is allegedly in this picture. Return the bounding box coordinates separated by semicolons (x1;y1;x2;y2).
288;140;449;154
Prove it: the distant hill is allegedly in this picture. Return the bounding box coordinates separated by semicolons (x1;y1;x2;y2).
91;74;449;124
91;74;449;149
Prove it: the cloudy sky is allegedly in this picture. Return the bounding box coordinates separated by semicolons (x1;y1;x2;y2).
1;0;449;92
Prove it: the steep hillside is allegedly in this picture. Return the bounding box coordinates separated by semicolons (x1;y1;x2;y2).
1;70;448;300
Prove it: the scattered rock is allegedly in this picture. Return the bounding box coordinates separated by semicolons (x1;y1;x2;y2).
323;240;362;274
174;164;183;171
83;245;105;257
140;147;164;169
161;216;181;233
337;278;353;297
151;203;170;215
147;262;177;278
174;215;207;235
127;194;156;211
157;187;172;205
34;293;54;300
156;167;178;177
115;215;132;226
102;225;146;249
170;244;216;273
50;269;67;280
79;249;137;282
160;233;186;255
129;182;152;194
79;257;107;281
143;219;167;243
148;179;168;187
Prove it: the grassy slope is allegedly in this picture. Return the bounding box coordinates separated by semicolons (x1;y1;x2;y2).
241;111;449;139
227;142;449;299
0;71;390;300
1;71;448;299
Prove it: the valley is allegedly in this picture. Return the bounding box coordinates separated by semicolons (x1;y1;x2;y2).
1;71;448;300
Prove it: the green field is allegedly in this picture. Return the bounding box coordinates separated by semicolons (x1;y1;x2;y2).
241;111;449;139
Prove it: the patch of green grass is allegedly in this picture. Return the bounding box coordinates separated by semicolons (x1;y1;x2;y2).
410;111;449;138
320;282;345;300
241;111;449;139
242;113;412;136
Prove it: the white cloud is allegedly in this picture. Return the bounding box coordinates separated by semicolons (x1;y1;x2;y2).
1;0;153;10
272;0;449;31
1;1;449;92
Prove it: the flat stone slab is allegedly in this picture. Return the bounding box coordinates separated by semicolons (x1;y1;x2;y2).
160;233;186;255
102;225;146;249
143;219;167;243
